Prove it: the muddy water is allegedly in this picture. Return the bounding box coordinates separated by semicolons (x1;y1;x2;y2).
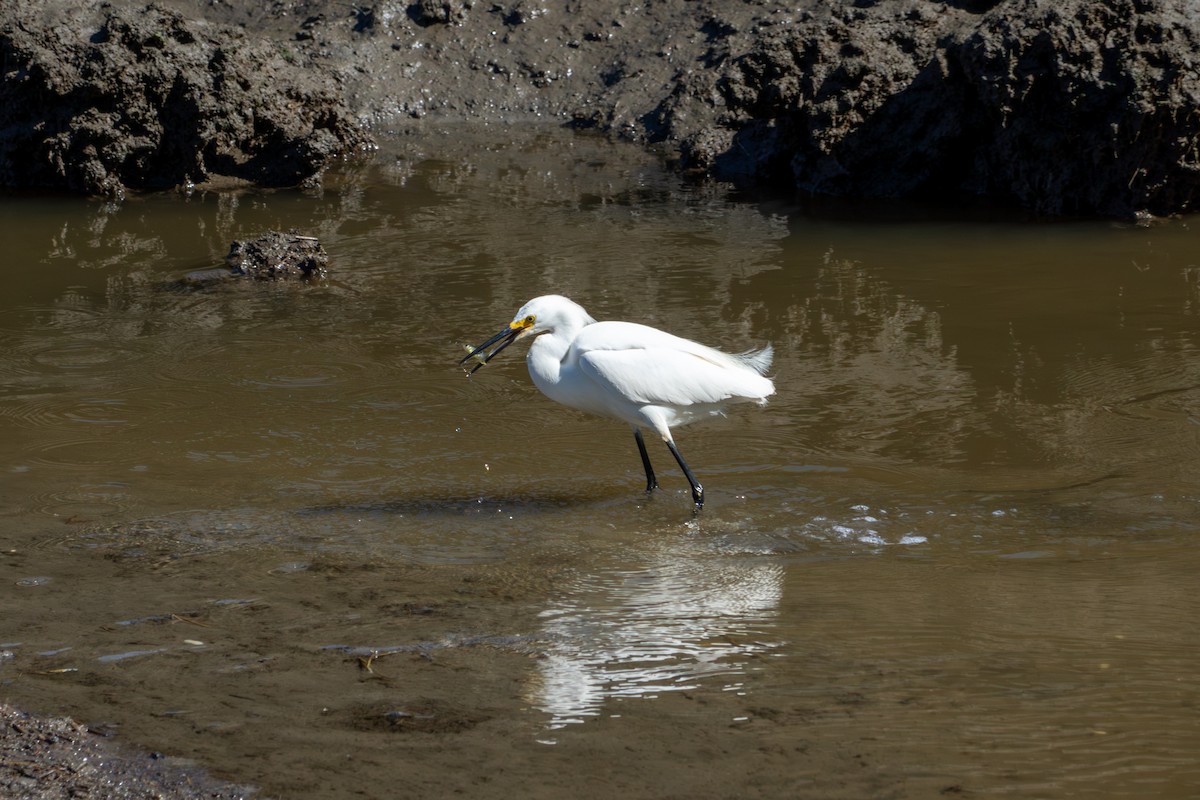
2;127;1199;799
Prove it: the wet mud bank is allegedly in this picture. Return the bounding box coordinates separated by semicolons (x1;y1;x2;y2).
3;0;1199;216
1;703;256;799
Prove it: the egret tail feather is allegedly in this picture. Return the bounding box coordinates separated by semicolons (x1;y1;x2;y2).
735;343;773;376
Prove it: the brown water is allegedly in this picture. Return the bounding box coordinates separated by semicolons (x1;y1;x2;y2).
2;127;1199;799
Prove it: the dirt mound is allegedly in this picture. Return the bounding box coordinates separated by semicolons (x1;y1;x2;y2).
662;0;1200;218
0;2;372;199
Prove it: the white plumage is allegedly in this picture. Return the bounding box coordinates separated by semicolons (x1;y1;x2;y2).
461;295;774;509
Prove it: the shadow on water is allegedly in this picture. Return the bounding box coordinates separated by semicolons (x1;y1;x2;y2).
297;491;603;519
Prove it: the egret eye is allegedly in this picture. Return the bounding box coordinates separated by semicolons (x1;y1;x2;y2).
525;315;535;325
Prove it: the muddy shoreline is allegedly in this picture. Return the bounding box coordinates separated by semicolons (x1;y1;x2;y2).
3;0;1200;216
1;703;258;799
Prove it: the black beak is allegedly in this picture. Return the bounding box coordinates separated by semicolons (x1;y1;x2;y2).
460;324;525;374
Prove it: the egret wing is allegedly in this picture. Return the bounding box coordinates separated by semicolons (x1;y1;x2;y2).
577;340;772;408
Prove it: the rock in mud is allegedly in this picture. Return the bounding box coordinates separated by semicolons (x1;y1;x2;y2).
408;0;473;27
0;2;373;199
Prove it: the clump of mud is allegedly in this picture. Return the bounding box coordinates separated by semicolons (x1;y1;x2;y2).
169;231;329;288
225;231;330;281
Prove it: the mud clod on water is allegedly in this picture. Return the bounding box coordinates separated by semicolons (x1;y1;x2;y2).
170;231;329;288
225;231;329;281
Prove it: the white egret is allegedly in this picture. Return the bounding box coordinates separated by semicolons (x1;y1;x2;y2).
459;295;774;509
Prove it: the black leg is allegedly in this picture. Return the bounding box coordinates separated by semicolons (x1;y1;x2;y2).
634;428;658;492
665;439;704;510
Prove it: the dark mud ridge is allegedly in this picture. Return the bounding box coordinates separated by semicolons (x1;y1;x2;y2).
3;0;1199;217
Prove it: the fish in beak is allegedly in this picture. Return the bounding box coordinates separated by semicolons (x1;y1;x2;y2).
459;317;534;374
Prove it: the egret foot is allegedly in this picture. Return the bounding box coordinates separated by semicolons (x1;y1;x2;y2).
665;439;704;510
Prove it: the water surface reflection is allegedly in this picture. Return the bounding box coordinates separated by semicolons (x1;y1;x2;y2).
530;533;786;731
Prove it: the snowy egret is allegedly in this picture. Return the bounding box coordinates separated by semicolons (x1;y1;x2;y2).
459;295;774;509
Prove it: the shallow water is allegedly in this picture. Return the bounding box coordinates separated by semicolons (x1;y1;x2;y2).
2;127;1199;798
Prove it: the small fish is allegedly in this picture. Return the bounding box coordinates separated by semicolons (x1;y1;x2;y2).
462;343;489;368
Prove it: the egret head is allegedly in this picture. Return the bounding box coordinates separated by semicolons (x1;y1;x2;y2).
459;295;593;373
